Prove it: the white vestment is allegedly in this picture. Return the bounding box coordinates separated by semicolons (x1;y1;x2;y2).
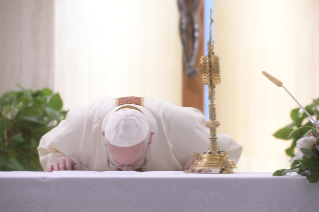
38;97;242;171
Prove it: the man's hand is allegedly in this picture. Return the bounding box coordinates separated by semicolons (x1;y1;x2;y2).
182;155;210;173
48;157;79;172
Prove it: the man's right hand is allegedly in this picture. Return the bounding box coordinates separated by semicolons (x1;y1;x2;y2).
48;157;79;172
182;155;210;173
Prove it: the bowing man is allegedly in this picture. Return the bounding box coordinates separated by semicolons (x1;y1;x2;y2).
38;96;242;172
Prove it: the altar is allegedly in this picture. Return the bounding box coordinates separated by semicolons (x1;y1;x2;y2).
0;171;318;212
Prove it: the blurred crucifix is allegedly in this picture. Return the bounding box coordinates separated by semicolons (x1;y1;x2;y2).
178;0;204;112
178;0;202;78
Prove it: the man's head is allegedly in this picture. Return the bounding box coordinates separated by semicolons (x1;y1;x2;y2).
102;108;155;171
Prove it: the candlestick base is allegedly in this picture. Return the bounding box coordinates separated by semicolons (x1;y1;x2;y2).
185;150;236;174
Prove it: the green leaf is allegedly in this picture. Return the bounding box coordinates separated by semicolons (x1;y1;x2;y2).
45;107;60;120
312;130;319;138
300;157;317;168
34;96;46;104
300;164;307;171
303;129;314;137
0;156;7;169
286;140;298;157
289;126;315;138
305;105;314;115
11;133;24;142
300;148;314;158
18;85;32;102
307;170;319;184
273;169;290;176
291;108;308;127
273;128;294;140
314;145;319;158
285;123;296;128
291;160;301;169
21;115;43;124
7;157;24;171
59;110;68;120
42;88;53;96
291;108;300;121
313;99;319;117
297;164;307;174
48;93;63;110
30;138;38;148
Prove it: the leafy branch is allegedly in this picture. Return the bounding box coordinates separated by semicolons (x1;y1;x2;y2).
0;86;67;171
273;98;319;158
273;128;319;184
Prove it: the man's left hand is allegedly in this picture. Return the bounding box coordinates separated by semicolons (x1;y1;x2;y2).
48;157;79;172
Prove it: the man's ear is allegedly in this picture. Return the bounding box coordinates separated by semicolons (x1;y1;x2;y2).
148;132;155;145
101;131;105;137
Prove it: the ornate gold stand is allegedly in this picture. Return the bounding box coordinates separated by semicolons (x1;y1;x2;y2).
185;10;236;174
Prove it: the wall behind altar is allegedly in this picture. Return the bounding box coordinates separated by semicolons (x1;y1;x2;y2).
0;0;182;108
214;0;319;172
0;0;55;95
55;0;182;109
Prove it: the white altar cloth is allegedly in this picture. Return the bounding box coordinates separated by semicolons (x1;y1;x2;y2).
0;171;318;212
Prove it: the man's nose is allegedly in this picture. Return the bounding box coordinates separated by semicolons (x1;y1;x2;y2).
121;166;135;171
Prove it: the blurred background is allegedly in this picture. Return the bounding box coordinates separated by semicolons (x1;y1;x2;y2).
0;0;319;172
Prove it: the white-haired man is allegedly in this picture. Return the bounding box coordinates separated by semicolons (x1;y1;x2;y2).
38;96;242;172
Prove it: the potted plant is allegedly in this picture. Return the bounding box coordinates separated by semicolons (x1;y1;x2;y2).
0;86;67;171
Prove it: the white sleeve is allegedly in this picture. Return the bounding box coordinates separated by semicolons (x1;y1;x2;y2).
37;106;90;171
145;97;242;166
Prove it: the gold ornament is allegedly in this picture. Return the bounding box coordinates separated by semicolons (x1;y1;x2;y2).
205;120;220;129
186;9;236;174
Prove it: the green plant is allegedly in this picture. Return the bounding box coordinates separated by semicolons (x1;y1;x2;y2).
273;98;319;158
0;86;67;171
273;128;319;184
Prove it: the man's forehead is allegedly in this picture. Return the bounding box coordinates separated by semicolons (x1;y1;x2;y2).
108;141;145;163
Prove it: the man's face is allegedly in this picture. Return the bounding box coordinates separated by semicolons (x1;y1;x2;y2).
107;141;148;171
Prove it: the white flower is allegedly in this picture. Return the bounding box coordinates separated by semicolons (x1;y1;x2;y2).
296;136;317;154
290;136;317;164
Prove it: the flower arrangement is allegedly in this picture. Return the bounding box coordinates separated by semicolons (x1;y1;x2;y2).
273;127;319;184
273;98;319;158
261;72;319;184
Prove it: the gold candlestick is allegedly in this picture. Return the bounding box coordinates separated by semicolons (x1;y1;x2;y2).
185;9;236;174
